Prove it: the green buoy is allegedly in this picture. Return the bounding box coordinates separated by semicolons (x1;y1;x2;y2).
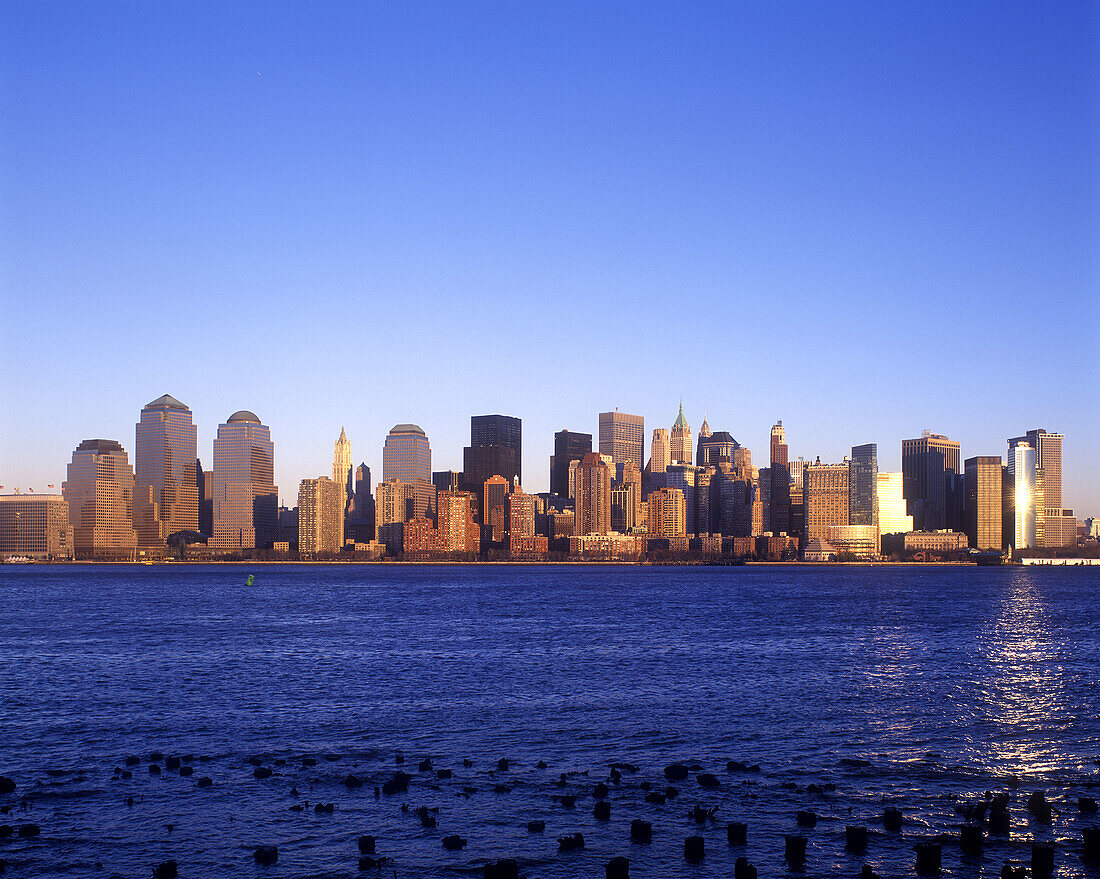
246;574;254;586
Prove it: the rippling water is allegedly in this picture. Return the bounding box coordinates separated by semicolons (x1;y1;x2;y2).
1;564;1098;877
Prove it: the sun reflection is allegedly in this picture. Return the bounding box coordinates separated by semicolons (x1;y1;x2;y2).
973;569;1072;775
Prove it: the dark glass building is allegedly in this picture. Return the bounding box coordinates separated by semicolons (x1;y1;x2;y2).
467;414;522;487
550;429;592;497
848;443;879;527
901;431;961;531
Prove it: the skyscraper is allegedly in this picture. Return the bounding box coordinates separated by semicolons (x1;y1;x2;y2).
574;452;612;535
964;456;1002;550
876;472;913;537
133;394;199;547
333;427;352;504
901;431;961;531
670;403;692;465
211;411;277;550
769;422;791;535
1005;442;1037;550
695;416;712;470
1008;428;1070;547
697;431;740;467
63;439;137;559
298;476;345;555
803;459;849;545
648;487;687;538
0;494;73;560
550;429;592;497
848;443;879;528
382;423;433;517
469;414;522;486
647;428;671;474
599;410;644;469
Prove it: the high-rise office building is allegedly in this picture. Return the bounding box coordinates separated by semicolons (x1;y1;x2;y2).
63;439;138;559
876;472;912;536
1008;428;1069;548
648;487;687;538
647;428;671;474
803;459;850;545
211;411;277;550
599;410;644;468
437;490;479;554
769;422;791;535
550;430;592;497
901;431;961;531
298;476;345;555
133;394;199;547
347;463;374;541
374;478;417;538
670;403;692;465
382;423;433;518
0;494;74;560
463;445;517;494
1005;441;1037;550
469;414;522;486
849;443;879;528
574;452;612;535
964;456;1003;550
665;463;701;535
482;475;511;542
333;427;352;504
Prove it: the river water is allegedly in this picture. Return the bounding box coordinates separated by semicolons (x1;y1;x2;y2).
1;564;1098;877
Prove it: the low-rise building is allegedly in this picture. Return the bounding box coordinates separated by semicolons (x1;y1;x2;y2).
0;494;74;560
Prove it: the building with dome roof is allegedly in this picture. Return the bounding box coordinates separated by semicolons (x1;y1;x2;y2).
211;411;277;550
671;402;692;465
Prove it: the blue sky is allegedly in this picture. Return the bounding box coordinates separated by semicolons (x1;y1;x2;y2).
1;2;1097;513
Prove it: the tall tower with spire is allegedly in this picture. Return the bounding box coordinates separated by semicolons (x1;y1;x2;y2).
671;402;693;465
696;415;712;467
333;428;352;505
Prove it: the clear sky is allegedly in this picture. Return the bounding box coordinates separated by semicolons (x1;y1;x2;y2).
1;2;1097;515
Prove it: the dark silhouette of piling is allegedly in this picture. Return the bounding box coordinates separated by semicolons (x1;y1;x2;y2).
605;855;629;878
684;835;704;862
914;842;941;874
558;832;584;851
526;820;545;833
784;834;806;868
443;835;466;850
630;819;652;843
846;825;868;851
152;860;178;879
727;821;747;845
734;855;757;878
883;806;902;832
594;800;611;820
253;845;278;866
484;860;518;879
796;810;817;828
1079;796;1098;813
1031;843;1054;879
960;824;983;855
358;835;375;855
1083;826;1100;861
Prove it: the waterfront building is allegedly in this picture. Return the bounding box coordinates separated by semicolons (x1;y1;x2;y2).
211;411;277;551
803;459;850;546
551;509;575;539
647;428;671;474
825;524;879;559
298;476;344;556
599;410;644;468
63;439;137;559
402;517;440;558
769;422;791;536
849;443;879;528
574;452;612;535
436;490;479;555
670;403;692;464
569;532;644;560
610;482;640;533
1009;428;1071;548
901;530;969;554
469;414;522;487
133;394;199;547
902;431;961;531
963;456;1003;550
0;494;74;560
876;472;913;536
550;430;592;497
648;487;687;538
1005;441;1037;551
333;427;352;505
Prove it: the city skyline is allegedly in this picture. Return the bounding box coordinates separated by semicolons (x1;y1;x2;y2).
0;395;1095;520
1;3;1096;514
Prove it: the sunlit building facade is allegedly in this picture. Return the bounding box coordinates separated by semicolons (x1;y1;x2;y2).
574;452;612;535
550;429;591;497
964;455;1003;550
803;459;849;545
211;411;277;550
63;439;138;559
648;487;687;538
0;494;74;560
647;428;671;474
876;472;912;536
133;394;199;547
769;422;791;536
902;431;961;531
848;443;879;528
670;403;692;464
599;410;644;468
298;476;345;555
1005;441;1037;550
333;427;352;504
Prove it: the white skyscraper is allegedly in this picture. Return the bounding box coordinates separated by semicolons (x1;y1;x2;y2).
333;427;352;506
